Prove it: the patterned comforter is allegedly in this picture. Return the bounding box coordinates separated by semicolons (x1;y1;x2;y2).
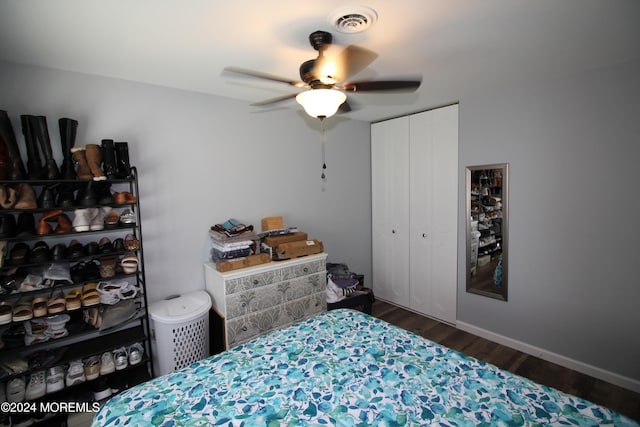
93;309;639;426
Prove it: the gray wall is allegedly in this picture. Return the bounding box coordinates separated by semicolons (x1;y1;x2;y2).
457;58;640;383
0;61;372;304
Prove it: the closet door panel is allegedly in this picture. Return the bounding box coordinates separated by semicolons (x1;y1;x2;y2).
371;117;410;307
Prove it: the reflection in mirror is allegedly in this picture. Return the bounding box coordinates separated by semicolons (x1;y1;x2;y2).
466;163;508;301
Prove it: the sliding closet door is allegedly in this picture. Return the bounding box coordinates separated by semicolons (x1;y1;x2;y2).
371;117;410;307
409;104;458;323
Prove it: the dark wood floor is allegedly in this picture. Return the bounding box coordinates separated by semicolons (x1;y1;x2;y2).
370;300;640;422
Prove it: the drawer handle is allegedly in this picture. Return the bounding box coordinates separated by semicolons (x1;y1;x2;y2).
242;326;248;332
252;279;259;285
241;302;246;307
303;267;309;273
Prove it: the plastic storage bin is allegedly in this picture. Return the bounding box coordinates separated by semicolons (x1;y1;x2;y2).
149;290;212;376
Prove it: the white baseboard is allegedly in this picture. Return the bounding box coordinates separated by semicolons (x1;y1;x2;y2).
456;321;640;394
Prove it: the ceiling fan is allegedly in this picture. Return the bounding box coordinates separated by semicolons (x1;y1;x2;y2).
224;30;422;120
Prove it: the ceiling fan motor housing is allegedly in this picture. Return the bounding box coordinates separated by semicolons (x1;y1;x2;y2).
309;30;332;52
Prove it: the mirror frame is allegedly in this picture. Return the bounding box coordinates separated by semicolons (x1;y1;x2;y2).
466;163;508;301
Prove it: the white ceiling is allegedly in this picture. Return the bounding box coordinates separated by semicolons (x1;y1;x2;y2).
1;0;639;122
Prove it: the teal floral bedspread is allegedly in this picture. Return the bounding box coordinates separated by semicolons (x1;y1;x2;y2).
93;309;639;426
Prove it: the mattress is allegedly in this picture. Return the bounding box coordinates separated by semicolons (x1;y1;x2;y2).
93;309;639;426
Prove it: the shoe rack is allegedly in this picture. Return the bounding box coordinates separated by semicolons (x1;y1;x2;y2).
0;129;153;423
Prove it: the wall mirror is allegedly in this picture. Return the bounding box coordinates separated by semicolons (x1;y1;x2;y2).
466;163;508;301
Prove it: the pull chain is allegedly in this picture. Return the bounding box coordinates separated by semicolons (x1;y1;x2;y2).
321;120;327;181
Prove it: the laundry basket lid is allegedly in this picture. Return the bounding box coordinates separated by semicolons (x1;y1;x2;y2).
149;290;212;324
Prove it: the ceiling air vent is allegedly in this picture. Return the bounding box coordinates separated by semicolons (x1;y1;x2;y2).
329;6;378;34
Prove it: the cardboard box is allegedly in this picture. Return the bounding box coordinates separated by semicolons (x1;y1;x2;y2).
216;253;271;272
261;216;284;232
276;240;323;259
263;231;308;247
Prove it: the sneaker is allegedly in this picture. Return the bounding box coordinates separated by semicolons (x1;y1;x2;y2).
6;377;25;402
128;342;144;365
100;352;115;376
113;347;128;371
90;207;110;231
83;356;101;381
72;208;92;232
92;377;111;401
46;366;64;394
25;370;46;400
66;360;86;386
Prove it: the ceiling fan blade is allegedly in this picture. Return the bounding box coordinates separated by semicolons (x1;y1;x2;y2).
341;79;422;92
224;67;305;87
250;93;299;107
331;45;378;82
337;100;352;114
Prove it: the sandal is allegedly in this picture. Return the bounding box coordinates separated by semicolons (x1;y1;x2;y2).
12;296;33;322
32;296;48;317
113;347;128;371
47;289;66;314
65;289;82;311
104;210;120;229
0;301;13;325
99;256;117;279
81;283;100;307
124;234;140;250
120;253;138;274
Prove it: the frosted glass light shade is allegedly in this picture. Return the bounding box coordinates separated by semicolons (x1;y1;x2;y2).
296;89;347;119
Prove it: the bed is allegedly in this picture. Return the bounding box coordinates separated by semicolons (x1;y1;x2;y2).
93;309;639;426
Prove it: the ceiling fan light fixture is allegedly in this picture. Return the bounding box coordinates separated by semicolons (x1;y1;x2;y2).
296;89;347;119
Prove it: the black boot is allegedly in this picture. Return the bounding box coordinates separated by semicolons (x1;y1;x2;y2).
115;142;131;179
37;184;58;209
75;180;96;207
101;139;118;180
0;110;27;180
95;181;115;205
59;118;78;180
56;183;76;208
30;116;60;180
20;115;44;180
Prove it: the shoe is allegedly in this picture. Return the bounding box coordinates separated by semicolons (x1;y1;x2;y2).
15;212;35;237
65;289;82;311
65;359;86;386
97;281;126;305
71;147;93;180
6;377;25;402
128;342;144;365
12;296;33;322
46;365;65;394
118;208;136;226
51;243;68;261
104;210;120;229
99;256;117;279
67;240;85;259
92;377;111;401
85;144;106;181
72;208;92;232
113;347;128;371
25;370;46;400
124;234;140;250
100;351;115;375
13;183;38;209
54;213;72;234
27;240;51;263
9;242;29;265
83;356;101;380
0;185;17;209
120;253;138;274
45;288;66;314
90;207;110;231
98;237;114;253
32;296;48;317
0;301;12;324
81;283;100;307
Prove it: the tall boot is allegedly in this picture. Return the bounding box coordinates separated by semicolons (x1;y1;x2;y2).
0;135;8;180
101;139;117;180
85;144;106;181
115;142;132;179
59;118;78;180
30;116;60;180
71;147;93;180
0;110;27;180
20;115;44;180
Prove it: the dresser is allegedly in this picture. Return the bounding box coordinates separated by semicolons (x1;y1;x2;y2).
204;253;327;349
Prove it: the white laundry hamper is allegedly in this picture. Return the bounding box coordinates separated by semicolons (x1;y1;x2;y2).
149;290;212;376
